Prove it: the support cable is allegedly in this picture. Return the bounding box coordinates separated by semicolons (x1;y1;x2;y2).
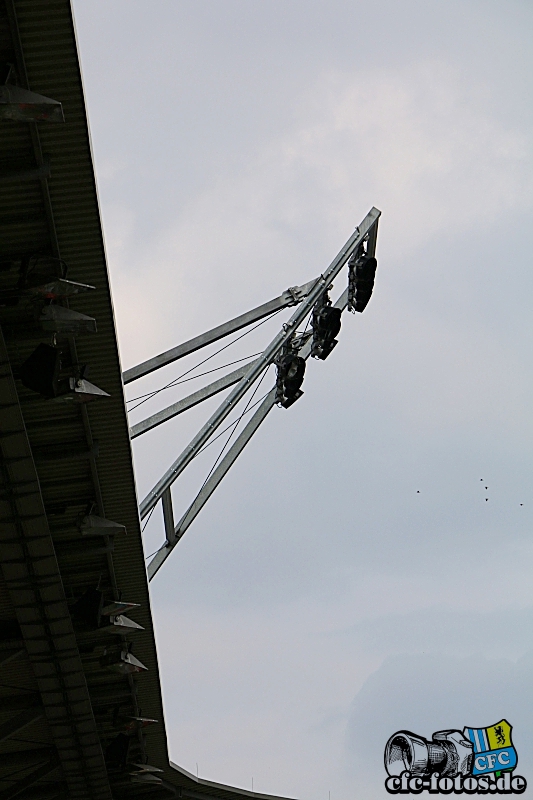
126;309;282;411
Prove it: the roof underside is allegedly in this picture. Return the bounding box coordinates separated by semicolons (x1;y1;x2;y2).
0;2;295;799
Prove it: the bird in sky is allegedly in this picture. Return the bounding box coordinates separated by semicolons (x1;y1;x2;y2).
485;486;488;490
417;490;420;493
486;498;488;502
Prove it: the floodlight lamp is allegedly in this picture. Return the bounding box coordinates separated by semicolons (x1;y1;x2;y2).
130;774;163;786
129;764;164;776
276;352;306;409
71;587;104;628
100;614;144;635
105;733;130;768
101;649;148;675
101;600;140;616
121;717;158;733
19;343;60;397
0;83;64;122
79;514;126;537
61;376;110;404
20;345;109;402
348;254;377;313
39;304;97;335
311;298;342;360
26;276;96;299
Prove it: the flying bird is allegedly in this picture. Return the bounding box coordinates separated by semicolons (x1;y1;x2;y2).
417;490;420;493
485;498;488;502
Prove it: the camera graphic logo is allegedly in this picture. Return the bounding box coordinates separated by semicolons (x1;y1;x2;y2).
384;720;527;794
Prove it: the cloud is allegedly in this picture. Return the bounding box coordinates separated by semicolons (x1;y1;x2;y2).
105;59;531;378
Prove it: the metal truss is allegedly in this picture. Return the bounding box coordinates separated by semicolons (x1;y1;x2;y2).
126;208;380;579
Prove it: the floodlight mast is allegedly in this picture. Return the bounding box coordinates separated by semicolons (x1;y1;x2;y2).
128;207;380;578
147;288;347;580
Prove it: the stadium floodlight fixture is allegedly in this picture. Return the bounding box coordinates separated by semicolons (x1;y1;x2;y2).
101;600;140;616
348;251;378;313
24;277;95;299
311;291;342;360
99;615;144;635
275;345;306;408
101;648;148;675
71;587;104;628
19;344;109;402
39;304;97;335
127;208;380;578
79;514;126;537
0;82;64;122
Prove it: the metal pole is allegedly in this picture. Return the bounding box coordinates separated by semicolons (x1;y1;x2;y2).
139;208;379;520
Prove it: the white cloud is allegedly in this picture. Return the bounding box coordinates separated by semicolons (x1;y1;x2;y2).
106;60;531;373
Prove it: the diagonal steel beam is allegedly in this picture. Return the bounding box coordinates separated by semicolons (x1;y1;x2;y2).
123;278;320;385
139;208;380;519
129;360;257;439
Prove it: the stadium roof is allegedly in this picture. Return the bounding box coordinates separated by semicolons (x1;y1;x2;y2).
0;2;296;798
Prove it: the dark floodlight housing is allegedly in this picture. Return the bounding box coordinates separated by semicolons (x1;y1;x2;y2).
101;648;148;675
276;352;306;408
19;343;60;397
0;83;64;122
102;600;140;616
130;765;164;776
39;304;97;335
79;514;126;537
130;773;164;786
348;253;377;313
105;733;130;768
26;276;95;299
99;614;144;635
121;717;158;733
0;271;95;306
19;344;109;402
62;376;110;404
311;294;342;360
71;587;104;628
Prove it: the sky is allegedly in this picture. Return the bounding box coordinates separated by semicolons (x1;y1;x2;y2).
72;2;533;798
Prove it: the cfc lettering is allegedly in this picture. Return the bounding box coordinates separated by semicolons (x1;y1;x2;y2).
385;776;400;794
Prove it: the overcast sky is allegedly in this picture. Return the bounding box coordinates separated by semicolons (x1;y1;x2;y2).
72;2;533;798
